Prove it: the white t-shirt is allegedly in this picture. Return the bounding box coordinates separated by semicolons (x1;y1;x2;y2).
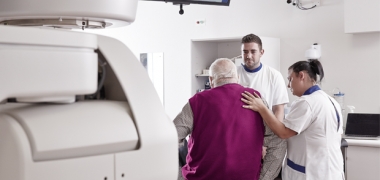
282;89;344;180
237;63;289;109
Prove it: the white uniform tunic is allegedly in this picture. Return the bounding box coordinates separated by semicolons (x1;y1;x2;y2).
237;63;289;109
282;85;345;180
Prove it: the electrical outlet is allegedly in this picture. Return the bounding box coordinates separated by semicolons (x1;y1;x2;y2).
195;19;206;26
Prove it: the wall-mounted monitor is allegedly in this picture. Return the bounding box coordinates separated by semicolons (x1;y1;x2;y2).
144;0;231;6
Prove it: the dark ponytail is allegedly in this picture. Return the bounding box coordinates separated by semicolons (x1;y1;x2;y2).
288;59;324;83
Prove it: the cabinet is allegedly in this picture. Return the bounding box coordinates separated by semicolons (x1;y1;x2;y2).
191;36;280;94
344;0;380;33
344;139;380;179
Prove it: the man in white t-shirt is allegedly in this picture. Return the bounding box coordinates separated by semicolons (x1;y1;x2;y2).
237;33;289;180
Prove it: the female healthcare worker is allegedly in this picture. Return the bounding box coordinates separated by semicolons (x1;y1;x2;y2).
241;60;345;180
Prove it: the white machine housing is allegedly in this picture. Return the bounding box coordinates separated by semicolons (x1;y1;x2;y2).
0;0;178;178
0;0;138;29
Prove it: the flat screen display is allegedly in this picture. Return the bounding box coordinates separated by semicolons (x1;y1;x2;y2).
345;113;380;136
144;0;230;6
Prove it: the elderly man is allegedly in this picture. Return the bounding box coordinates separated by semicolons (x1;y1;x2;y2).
174;58;265;180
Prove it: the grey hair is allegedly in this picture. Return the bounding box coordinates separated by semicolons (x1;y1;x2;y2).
209;58;238;87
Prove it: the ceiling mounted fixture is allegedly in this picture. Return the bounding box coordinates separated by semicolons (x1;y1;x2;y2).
287;0;320;10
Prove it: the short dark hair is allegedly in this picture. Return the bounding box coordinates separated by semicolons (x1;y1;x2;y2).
241;34;263;50
288;59;324;83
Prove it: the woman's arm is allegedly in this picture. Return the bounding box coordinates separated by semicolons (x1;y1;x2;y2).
241;91;297;139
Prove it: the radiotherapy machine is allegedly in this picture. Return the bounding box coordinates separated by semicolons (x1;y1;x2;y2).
0;0;178;179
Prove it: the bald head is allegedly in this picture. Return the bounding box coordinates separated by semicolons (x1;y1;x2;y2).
209;58;238;87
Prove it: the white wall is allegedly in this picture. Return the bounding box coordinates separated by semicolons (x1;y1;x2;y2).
88;0;380;118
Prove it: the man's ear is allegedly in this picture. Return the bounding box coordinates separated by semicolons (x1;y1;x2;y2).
209;77;214;88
